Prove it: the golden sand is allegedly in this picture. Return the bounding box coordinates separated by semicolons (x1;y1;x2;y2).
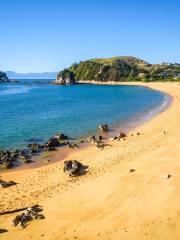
1;82;180;240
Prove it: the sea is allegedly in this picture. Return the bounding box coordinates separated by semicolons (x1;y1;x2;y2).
0;80;169;150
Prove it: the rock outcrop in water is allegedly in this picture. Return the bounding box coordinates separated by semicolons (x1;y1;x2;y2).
54;133;69;141
98;124;109;132
54;69;75;85
0;71;9;83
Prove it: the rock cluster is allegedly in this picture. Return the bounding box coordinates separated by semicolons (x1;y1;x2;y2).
0;132;69;169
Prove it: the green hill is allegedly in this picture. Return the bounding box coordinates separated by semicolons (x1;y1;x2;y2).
56;56;180;84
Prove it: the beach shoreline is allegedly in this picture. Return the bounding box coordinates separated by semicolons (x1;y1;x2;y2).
0;81;171;173
1;82;180;240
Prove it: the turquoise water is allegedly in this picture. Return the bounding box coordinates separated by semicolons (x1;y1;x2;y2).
0;82;166;149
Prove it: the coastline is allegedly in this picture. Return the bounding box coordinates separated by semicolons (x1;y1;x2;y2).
1;82;171;172
1;82;180;240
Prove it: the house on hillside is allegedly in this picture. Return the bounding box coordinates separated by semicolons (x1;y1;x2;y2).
138;72;146;78
174;73;180;80
157;72;169;79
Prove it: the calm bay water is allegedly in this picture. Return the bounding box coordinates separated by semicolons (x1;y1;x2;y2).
0;81;166;149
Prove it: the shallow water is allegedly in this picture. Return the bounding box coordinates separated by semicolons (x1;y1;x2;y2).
0;81;166;149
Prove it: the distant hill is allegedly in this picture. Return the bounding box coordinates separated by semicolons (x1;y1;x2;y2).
6;71;57;79
56;56;180;84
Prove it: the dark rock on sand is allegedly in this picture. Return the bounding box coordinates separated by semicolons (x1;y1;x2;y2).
0;229;8;234
164;174;172;179
88;135;106;144
96;143;111;150
0;150;17;169
98;135;104;142
98;124;109;132
88;136;97;143
0;180;16;188
63;160;88;177
119;132;127;138
113;132;126;141
96;143;105;150
12;205;45;228
135;131;140;136
66;143;79;149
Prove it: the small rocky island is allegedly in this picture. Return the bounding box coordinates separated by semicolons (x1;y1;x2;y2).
54;56;180;85
0;71;9;83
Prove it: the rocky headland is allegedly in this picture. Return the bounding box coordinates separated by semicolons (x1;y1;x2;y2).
55;56;180;85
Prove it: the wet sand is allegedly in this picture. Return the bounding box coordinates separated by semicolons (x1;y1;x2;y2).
1;82;180;240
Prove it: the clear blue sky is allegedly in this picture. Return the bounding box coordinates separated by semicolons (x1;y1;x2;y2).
0;0;179;72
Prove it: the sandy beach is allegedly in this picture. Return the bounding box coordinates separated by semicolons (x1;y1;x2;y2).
1;81;180;240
